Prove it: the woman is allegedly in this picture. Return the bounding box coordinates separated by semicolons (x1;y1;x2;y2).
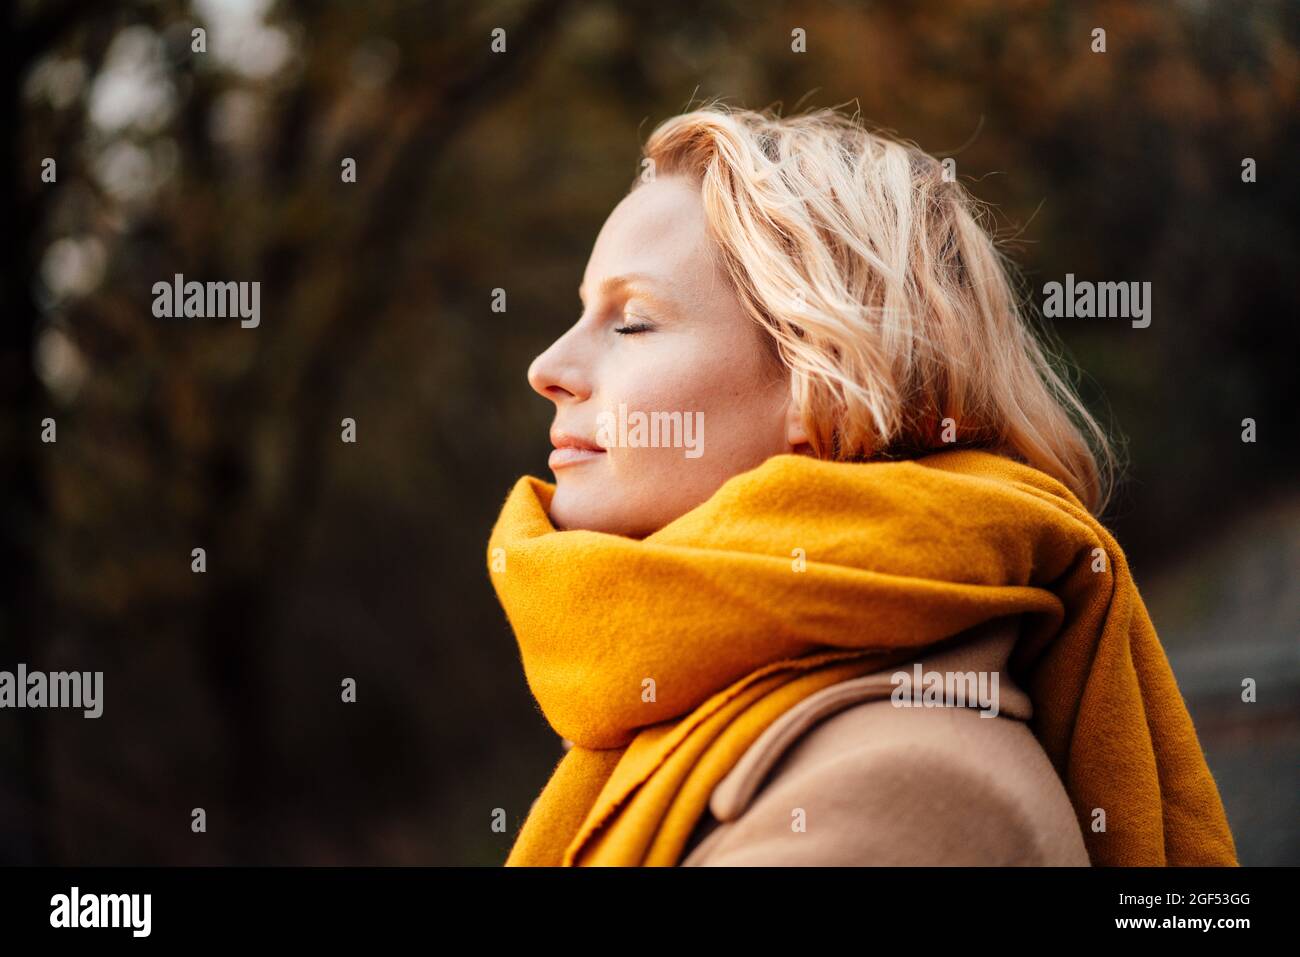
487;104;1237;866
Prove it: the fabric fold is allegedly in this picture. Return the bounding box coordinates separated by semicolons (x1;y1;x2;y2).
487;449;1237;866
707;616;1032;824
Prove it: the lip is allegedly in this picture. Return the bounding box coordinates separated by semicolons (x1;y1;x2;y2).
549;428;607;470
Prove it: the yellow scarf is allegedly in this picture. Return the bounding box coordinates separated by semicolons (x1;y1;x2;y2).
486;449;1237;866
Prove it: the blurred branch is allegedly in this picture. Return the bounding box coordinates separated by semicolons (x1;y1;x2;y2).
191;0;573;861
270;0;575;559
3;0;122;865
14;0;101;71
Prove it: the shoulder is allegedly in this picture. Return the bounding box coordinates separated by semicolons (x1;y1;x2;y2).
681;694;1091;866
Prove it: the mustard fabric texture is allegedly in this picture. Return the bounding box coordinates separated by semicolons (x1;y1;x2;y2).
486;449;1238;867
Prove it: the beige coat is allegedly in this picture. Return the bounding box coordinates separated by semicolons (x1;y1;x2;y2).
680;618;1092;865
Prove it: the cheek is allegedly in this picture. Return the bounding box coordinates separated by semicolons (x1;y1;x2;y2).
546;343;786;535
602;344;784;481
614;334;764;415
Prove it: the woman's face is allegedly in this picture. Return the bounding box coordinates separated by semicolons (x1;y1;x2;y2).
527;173;808;537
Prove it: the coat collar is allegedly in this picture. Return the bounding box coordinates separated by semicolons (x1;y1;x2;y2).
708;616;1031;822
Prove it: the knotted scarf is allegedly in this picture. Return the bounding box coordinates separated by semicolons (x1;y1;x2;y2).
486;449;1237;866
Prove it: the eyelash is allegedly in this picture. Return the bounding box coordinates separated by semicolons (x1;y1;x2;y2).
577;305;654;334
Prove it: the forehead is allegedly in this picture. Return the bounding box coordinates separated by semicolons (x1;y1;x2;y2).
581;176;713;296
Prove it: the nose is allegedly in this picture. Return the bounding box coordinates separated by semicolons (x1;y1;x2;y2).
527;326;592;404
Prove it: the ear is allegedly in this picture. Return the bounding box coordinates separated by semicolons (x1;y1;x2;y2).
784;399;813;455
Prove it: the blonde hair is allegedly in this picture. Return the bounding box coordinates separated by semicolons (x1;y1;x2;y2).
637;103;1117;515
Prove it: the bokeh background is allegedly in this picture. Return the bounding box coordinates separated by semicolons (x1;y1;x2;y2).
4;0;1297;865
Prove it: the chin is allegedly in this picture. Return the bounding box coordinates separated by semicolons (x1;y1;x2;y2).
548;488;648;537
549;488;607;533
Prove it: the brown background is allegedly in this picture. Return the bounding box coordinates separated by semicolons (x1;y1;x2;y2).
4;0;1297;865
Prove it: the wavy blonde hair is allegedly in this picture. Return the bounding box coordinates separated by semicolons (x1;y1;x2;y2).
637;104;1116;515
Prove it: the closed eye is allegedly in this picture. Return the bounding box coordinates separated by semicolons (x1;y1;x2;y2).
613;321;653;335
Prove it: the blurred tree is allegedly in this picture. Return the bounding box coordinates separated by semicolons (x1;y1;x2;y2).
6;0;1297;864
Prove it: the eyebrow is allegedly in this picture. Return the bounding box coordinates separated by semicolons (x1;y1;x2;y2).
577;273;679;313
